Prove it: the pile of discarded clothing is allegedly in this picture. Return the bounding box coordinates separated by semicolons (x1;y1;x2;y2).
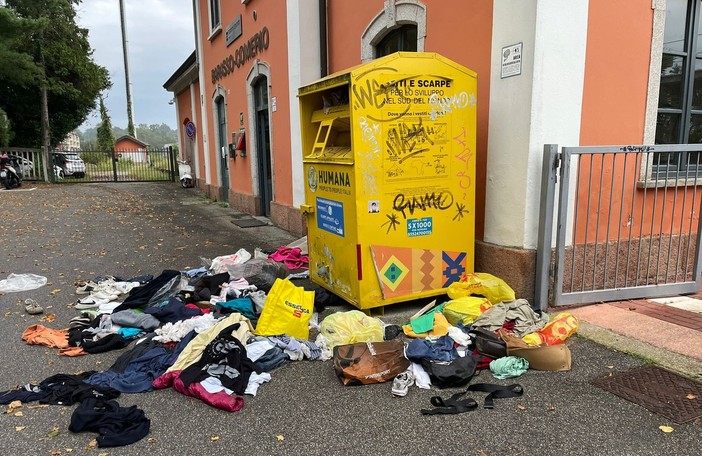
2;262;578;444
1;249;321;447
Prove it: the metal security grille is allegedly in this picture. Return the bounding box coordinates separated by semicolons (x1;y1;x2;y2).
536;144;702;309
51;148;176;183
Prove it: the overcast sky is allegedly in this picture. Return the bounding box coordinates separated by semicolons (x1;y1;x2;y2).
75;0;195;130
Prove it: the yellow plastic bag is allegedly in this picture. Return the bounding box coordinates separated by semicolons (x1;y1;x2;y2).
442;296;493;325
254;278;314;339
319;310;385;349
447;273;516;304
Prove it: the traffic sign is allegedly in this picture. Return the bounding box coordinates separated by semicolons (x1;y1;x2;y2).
186;121;196;138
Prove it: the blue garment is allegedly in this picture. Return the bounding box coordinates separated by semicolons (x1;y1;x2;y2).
117;327;142;339
143;297;202;323
406;336;458;362
215;298;256;320
182;267;208;279
255;347;289;372
86;347;173;393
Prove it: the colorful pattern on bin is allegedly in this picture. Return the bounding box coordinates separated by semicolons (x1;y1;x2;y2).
372;246;467;299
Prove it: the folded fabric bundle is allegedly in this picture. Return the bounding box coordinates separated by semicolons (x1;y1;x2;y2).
489;356;529;379
111;310;161;331
471;299;545;337
406;336;458;363
268;246;309;270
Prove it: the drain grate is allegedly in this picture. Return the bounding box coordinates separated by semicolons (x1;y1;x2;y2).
591;365;702;424
231;218;267;228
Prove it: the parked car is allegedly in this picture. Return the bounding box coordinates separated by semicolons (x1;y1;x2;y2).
53;152;85;178
7;154;34;176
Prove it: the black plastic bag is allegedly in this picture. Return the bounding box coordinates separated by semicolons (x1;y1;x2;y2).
421;355;480;389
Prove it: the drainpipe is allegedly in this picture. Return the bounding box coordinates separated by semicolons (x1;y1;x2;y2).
319;0;328;77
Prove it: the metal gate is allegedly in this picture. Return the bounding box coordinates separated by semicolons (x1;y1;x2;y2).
1;147;177;183
536;144;702;310
51;148;176;183
0;147;44;180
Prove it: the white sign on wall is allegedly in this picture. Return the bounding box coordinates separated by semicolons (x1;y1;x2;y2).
501;42;522;79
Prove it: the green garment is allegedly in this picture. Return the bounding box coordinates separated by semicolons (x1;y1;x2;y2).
489;356;529;379
409;303;446;333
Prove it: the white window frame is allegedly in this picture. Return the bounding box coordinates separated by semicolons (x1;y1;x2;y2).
642;0;702;185
208;0;222;38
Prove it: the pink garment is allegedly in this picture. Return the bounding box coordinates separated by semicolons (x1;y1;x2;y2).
153;370;244;412
268;246;309;270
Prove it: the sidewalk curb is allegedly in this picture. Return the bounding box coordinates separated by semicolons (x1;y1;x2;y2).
576;321;702;381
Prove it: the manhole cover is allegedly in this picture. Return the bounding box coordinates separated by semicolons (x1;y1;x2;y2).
591;365;702;424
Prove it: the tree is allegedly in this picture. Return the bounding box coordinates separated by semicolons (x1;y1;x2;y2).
96;96;115;152
0;108;11;147
0;0;110;149
0;6;41;87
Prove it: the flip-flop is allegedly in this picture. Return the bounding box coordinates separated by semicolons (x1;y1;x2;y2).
24;299;43;315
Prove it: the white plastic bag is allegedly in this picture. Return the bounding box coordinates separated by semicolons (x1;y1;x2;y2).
0;273;48;292
210;248;252;273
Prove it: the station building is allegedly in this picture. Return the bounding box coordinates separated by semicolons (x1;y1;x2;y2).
165;0;686;304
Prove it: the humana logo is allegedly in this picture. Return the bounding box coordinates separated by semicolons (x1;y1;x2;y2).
318;170;350;187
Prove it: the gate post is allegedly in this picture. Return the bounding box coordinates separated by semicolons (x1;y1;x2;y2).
111;148;118;182
535;144;559;311
42;146;50;183
168;146;176;182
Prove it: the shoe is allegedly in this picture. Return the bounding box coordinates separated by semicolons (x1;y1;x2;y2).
24;299;43;315
75;281;97;295
391;370;415;397
75;301;100;310
85;291;119;301
75;293;115;309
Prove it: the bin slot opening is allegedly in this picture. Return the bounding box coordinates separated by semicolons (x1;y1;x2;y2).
307;104;352;161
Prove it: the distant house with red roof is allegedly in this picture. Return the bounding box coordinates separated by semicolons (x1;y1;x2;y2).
115;135;149;163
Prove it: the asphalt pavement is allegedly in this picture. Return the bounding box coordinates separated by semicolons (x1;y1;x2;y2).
1;182;700;456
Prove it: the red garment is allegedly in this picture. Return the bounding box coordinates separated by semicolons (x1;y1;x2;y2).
268;246;309;270
152;370;244;412
186;303;210;314
473;348;493;370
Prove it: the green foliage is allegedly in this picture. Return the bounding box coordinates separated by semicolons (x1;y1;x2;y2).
80;151;109;166
96;96;115;152
79;123;178;149
0;108;12;147
149;154;171;170
0;0;111;147
0;7;41;86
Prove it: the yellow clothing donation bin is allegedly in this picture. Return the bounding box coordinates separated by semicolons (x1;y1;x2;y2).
298;52;477;310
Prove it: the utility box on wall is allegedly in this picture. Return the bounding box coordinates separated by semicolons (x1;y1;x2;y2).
298;52;477;310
